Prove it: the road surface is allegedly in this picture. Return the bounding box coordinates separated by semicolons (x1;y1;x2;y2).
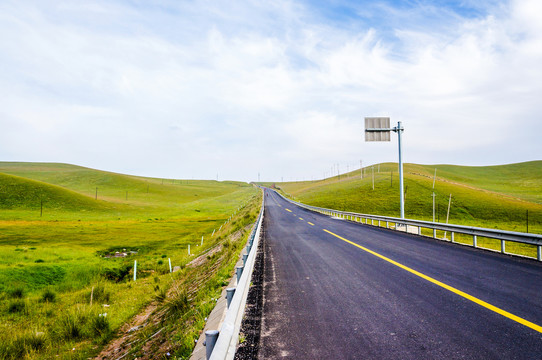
258;189;542;359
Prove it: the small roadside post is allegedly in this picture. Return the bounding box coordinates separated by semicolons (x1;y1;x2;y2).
365;117;405;219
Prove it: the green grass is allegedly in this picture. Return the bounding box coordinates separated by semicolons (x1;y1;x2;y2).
0;162;261;359
274;161;542;236
416;161;542;204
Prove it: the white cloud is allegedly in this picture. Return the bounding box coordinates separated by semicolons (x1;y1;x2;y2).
0;0;540;181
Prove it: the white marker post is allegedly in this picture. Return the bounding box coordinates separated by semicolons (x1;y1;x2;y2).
169;258;172;273
212;229;215;237
444;194;452;239
201;236;203;246
188;245;191;256
133;260;137;281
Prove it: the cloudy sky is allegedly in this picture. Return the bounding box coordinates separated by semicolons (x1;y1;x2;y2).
1;0;541;182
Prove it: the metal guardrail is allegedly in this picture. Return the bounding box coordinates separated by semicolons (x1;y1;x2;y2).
275;190;542;261
207;193;265;360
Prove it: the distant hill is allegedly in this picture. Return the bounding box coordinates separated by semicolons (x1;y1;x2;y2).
275;161;542;234
0;162;252;219
0;172;111;211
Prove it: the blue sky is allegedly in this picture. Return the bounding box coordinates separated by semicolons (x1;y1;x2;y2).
0;0;541;182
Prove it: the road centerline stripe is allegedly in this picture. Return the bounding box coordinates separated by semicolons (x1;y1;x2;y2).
285;208;292;212
322;228;542;334
308;222;315;226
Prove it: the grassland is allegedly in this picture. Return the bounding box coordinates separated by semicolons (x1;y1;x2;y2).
271;161;542;257
0;162;261;359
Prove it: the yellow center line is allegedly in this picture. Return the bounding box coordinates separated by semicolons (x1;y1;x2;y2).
299;217;304;220
308;222;315;226
322;228;542;334
285;209;292;212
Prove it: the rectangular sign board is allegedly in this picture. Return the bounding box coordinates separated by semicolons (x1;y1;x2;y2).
365;117;391;141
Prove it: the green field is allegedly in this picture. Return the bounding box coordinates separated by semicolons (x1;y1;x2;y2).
271;161;542;257
0;162;261;359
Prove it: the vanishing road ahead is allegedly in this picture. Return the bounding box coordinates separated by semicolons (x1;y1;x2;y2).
258;189;542;359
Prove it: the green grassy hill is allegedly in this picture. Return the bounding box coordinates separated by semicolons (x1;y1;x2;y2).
0;162;261;359
0;172;114;212
0;162;251;220
275;161;542;234
415;161;542;204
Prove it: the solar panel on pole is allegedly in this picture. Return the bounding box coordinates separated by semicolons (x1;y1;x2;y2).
364;117;405;219
365;117;391;141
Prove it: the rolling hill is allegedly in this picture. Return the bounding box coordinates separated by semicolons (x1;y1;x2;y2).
274;161;542;234
0;162;251;220
0;161;260;359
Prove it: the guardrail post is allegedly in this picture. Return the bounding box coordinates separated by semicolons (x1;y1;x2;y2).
418;226;422;235
226;288;236;308
242;253;248;266
473;235;477;248
501;240;506;254
451;232;454;243
538;246;541;261
205;330;219;360
236;266;244;283
386;221;389;229
378;220;381;227
433;228;436;238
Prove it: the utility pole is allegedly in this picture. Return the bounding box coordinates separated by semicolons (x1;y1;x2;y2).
372;166;375;190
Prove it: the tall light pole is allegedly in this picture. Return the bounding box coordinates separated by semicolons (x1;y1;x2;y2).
365;117;405;219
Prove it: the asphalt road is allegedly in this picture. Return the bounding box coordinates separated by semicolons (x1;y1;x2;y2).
258;188;542;359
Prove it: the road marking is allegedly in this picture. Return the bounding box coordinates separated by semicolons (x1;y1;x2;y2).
308;222;315;226
323;229;542;334
285;209;292;212
299;217;304;220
